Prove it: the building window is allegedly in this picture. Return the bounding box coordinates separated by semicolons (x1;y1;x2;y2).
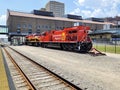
46;25;48;28
17;24;21;29
28;29;32;34
23;24;27;28
36;25;40;29
36;29;40;33
28;24;32;29
56;26;59;29
17;29;21;33
38;25;40;29
49;26;51;29
59;27;62;29
42;25;44;28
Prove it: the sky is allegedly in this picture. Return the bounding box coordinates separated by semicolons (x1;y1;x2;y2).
0;0;120;25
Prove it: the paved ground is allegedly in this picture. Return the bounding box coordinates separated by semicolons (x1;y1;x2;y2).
10;45;120;90
0;48;9;90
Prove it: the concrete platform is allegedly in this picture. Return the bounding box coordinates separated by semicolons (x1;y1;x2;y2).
0;48;9;90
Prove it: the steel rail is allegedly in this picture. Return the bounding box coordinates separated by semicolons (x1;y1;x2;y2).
8;46;82;90
3;47;36;90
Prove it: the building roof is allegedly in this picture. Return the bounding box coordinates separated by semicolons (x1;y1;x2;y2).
8;10;114;25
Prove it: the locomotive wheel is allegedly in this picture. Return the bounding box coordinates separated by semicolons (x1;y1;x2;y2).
60;44;63;50
35;42;39;47
25;42;28;45
68;44;73;51
62;44;68;50
65;44;69;50
43;44;46;48
62;44;66;50
78;42;92;52
41;43;44;48
61;44;75;51
86;43;92;51
77;43;87;52
43;44;47;48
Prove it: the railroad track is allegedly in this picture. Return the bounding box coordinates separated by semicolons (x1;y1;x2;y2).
3;47;82;90
2;48;35;90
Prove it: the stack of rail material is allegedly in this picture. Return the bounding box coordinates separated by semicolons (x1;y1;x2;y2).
89;48;106;56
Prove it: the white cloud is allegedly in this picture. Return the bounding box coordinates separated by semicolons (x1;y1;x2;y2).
73;0;85;6
71;0;120;18
78;0;85;5
81;10;92;17
0;15;6;25
70;8;81;15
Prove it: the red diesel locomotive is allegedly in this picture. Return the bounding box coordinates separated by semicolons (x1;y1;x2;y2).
25;26;92;52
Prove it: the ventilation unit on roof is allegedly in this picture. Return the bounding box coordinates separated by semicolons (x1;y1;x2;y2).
65;14;82;20
32;10;54;17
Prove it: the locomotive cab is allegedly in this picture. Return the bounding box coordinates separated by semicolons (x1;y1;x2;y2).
59;26;92;52
66;30;77;41
76;26;92;52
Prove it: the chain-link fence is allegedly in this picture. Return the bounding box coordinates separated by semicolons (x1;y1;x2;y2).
92;38;120;54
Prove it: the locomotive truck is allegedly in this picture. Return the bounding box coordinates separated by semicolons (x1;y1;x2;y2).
25;26;92;52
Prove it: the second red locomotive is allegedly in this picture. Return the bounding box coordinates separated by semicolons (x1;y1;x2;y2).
25;26;92;52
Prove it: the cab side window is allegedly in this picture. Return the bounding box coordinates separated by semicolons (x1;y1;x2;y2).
68;30;77;34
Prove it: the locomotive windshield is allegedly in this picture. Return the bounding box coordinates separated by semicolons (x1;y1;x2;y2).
68;30;77;34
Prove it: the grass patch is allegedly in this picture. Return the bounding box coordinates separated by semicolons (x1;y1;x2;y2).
93;44;120;54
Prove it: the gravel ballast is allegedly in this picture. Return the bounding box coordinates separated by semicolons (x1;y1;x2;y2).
10;46;120;90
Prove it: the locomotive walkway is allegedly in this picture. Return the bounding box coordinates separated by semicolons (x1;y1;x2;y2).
0;47;9;90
